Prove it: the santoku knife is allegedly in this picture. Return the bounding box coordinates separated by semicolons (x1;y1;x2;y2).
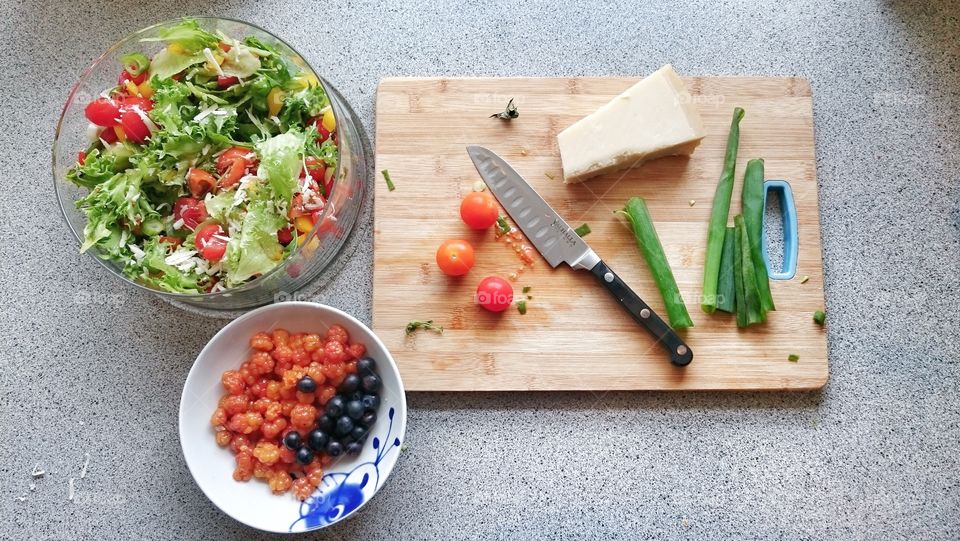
467;146;693;366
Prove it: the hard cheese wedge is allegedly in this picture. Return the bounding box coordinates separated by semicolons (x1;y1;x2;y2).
557;65;706;184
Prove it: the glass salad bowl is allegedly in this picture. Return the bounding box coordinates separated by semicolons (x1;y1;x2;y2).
52;17;369;310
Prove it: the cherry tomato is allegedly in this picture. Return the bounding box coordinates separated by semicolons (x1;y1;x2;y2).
219;160;246;190
312;117;332;142
118;69;148;87
195;224;228;262
187;168;216;198
119;108;150;143
173;197;208;231
476;276;513;312
303;156;326;183
436;239;475;277
98;126;119;145
460;191;499;230
84;98;121;127
288;193;307;219
217;75;240;88
119;95;153;112
216;147;252;173
77;151;86;166
277;226;294;246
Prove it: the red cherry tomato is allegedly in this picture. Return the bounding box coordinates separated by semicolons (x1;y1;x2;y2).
216;147;252;173
187;168;216;198
119;95;153;112
460;191;499;230
77;151;87;165
312;117;332;143
99;126;119;145
117;96;154;144
277;226;294;246
436;239;475;277
173;197;208;231
195;224;228;262
288;193;307;219
84;98;121;127
476;276;513;312
217;75;240;88
303;156;326;183
118;70;147;87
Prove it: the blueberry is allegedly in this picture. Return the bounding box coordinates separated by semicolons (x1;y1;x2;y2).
339;374;360;394
361;374;381;392
336;415;354;435
361;394;380;411
357;357;377;375
345;400;364;420
295;447;314;465
325;396;345;417
326;440;343;457
361;410;377;427
297;375;317;393
350;425;368;442
345;442;364;455
316;414;336;433
308;430;329;452
283;431;302;450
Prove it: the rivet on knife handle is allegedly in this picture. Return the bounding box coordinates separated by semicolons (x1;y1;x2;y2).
589;259;694;366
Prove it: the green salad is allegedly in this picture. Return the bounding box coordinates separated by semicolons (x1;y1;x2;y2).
67;19;339;294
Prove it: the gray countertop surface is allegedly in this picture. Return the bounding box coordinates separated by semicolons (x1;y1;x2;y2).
2;1;958;539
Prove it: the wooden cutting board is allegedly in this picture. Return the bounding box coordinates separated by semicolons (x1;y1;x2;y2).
372;76;828;391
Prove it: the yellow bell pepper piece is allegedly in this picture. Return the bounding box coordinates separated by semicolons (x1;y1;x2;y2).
124;80;140;96
294;216;313;235
137;80;154;99
267;87;284;117
321;108;336;132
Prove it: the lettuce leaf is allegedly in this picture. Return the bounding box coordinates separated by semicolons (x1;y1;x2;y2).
223;199;286;285
220;42;261;78
148;47;207;80
256;131;305;205
124;237;209;293
75;166;160;253
141;19;219;53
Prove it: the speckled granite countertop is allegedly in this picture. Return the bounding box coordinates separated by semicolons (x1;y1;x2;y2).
1;1;958;539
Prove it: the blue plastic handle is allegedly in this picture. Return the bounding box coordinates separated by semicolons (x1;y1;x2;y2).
761;180;798;280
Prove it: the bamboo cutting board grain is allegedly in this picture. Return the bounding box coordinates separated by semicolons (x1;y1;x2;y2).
372;76;828;391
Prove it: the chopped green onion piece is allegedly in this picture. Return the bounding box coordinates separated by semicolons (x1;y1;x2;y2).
496;216;510;234
813;310;826;326
490;98;518;120
788;354;799;362
405;319;442;335
800;275;810;284
517;300;527;315
522;286;531;294
574;223;591;237
381;169;395;191
544;172;555;180
120;52;150;76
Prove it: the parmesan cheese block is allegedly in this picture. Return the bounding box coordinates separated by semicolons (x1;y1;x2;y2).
557;65;706;184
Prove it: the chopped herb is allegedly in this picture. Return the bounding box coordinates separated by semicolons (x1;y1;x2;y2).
813;310;826;326
405;320;443;335
544;172;555;180
381;169;396;191
496;215;510;235
522;286;531;294
472;180;487;192
800;275;810;284
517;300;527;315
788;354;800;362
574;223;591;237
490;98;518;120
526;295;533;300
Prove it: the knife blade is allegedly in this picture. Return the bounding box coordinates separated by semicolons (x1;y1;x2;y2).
466;145;693;366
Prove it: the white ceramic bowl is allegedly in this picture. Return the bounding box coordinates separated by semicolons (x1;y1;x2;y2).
179;302;407;533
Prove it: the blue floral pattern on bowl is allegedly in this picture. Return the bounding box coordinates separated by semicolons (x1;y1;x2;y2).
290;407;401;531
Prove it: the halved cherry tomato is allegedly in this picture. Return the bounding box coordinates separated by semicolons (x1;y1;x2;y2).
218;42;232;52
288;193;307;219
217;75;240;89
187;168;216;198
311;117;332;143
309;210;338;236
98;126;118;144
277;226;294;246
216;147;252;173
436;239;475;277
460;191;499;230
195;224;228;262
119;108;151;143
120;95;153;112
303;156;326;183
84;98;121;127
118;70;147;87
476;276;513;312
173;197;208;231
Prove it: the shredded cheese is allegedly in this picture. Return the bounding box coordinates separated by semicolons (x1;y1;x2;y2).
80;453;90;479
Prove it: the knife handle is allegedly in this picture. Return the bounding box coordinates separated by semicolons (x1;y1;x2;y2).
590;259;694;366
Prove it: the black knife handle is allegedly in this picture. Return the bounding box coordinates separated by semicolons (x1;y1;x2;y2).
590;259;693;366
